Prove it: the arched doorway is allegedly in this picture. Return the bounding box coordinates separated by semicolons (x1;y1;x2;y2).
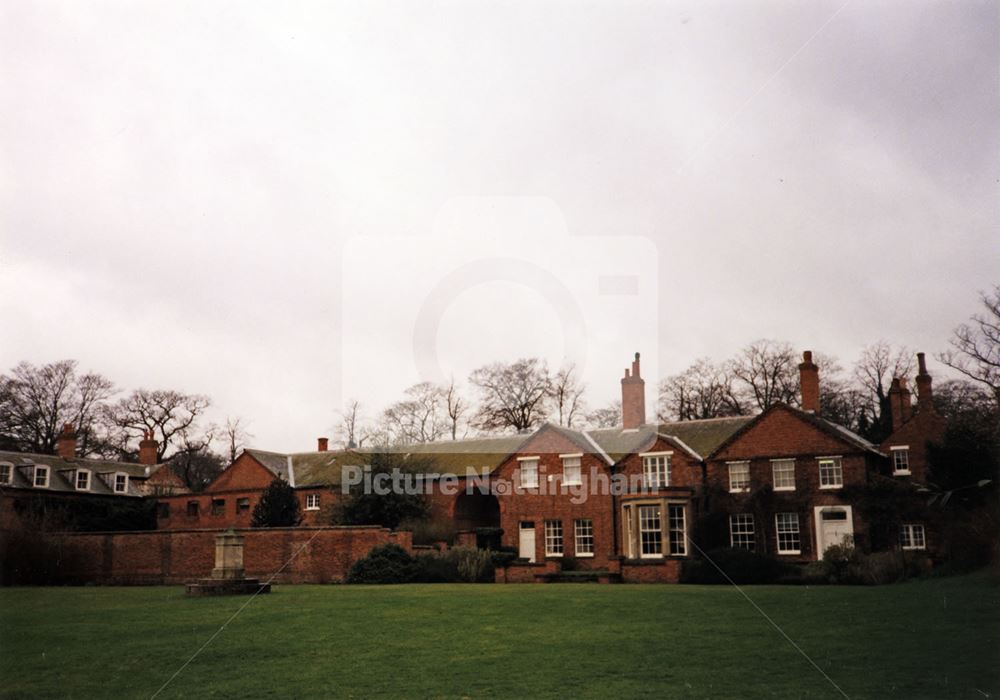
453;491;501;532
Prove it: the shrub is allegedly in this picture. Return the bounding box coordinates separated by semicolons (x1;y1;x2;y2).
251;478;302;528
346;544;418;584
681;548;792;584
413;547;495;583
490;547;519;569
403;518;456;546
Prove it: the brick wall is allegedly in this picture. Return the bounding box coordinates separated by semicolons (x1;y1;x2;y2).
49;526;411;585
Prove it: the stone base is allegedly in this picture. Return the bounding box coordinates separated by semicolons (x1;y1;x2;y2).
185;578;271;596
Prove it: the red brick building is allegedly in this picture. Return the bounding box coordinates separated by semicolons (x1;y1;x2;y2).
152;351;945;582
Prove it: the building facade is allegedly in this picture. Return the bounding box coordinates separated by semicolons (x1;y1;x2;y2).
150;351;944;582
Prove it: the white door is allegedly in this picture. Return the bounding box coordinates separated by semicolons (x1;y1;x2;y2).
814;506;854;559
519;521;536;562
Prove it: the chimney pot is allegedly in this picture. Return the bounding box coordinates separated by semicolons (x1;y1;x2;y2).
317;437;329;452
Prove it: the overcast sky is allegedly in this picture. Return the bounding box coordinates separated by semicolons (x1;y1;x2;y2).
1;1;997;452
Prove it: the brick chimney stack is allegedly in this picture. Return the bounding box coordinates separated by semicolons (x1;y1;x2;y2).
317;437;329;452
57;423;77;460
888;377;913;431
798;351;820;414
915;352;934;412
621;352;646;429
139;430;159;466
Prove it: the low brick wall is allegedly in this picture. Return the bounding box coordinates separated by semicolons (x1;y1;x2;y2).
620;559;682;583
48;526;411;585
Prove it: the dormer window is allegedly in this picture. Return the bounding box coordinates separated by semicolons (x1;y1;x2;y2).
76;469;91;491
0;463;11;485
113;472;129;493
890;446;910;475
34;466;50;488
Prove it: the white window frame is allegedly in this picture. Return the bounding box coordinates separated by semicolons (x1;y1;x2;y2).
75;469;91;491
305;493;321;511
561;454;582;487
900;524;926;550
775;513;801;554
890;446;911;475
0;463;12;484
727;461;750;492
517;457;539;489
818;457;843;489
729;513;755;551
641;451;672;489
544;520;563;557
638;504;663;558
113;472;129;493
771;459;796;491
34;466;50;488
667;503;687;556
574;518;594;557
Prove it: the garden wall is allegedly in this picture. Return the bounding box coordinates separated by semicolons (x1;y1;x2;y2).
30;526;411;585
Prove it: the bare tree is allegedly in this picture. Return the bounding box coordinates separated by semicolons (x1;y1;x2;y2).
0;360;115;456
469;358;551;433
381;382;449;444
730;340;800;411
335;399;365;448
658;357;746;421
940;285;1000;406
168;424;225;491
853;340;914;437
444;377;467;440
585;400;621;429
550;364;587;428
104;389;211;461
812;352;869;433
223;416;254;463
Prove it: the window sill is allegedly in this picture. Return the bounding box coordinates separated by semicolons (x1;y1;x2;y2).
774;487;796;492
901;546;926;551
305;507;320;511
575;553;595;558
729;488;749;494
777;550;801;556
544;554;563;559
819;485;843;490
893;470;912;476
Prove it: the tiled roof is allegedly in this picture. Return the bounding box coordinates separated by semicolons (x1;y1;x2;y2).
588;416;755;462
0;450;148;497
242;435;529;487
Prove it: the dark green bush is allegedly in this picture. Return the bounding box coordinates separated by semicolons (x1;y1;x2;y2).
681;548;793;584
346;544;418;584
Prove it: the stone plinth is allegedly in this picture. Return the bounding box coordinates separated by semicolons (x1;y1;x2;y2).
185;529;271;596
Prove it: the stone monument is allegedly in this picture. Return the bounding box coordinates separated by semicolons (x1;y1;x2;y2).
185;529;271;596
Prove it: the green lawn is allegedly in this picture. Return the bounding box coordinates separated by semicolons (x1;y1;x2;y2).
1;574;998;699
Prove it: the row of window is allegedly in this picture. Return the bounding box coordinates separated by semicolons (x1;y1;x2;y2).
727;457;844;493
0;464;130;493
537;518;595;556
519;453;675;489
728;514;926;553
173;493;322;518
